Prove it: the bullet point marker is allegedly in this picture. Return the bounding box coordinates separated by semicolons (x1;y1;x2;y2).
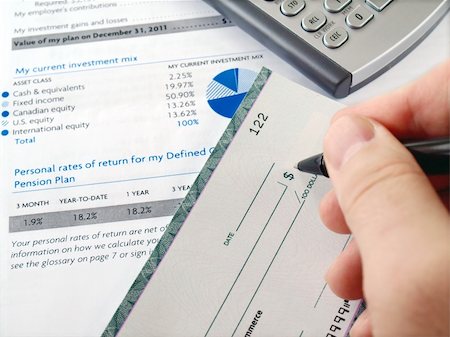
1;92;9;98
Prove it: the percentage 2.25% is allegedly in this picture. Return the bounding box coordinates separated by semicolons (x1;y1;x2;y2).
168;72;193;81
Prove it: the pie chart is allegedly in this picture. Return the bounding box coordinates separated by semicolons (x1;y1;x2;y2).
206;68;257;118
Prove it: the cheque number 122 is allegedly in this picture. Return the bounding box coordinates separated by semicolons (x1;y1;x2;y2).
249;113;268;136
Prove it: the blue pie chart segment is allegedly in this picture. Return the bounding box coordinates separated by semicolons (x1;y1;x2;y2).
206;68;257;118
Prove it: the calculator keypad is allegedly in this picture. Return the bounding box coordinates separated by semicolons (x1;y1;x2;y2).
323;27;349;48
280;0;305;16
366;0;393;11
277;0;394;49
346;5;374;28
301;11;327;32
324;0;352;13
207;0;448;94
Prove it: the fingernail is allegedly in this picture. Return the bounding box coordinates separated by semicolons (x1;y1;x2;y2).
324;115;375;171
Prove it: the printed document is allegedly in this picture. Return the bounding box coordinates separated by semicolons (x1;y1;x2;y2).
108;68;360;337
0;1;303;336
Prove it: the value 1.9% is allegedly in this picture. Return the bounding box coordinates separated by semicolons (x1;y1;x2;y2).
23;217;43;226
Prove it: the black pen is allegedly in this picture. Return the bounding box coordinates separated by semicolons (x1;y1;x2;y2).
297;138;450;177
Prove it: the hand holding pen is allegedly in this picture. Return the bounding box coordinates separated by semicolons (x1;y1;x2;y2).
306;60;450;337
298;138;450;177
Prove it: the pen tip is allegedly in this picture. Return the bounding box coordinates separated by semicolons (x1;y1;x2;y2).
297;154;328;177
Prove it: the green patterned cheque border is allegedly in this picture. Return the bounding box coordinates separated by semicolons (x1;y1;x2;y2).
102;67;273;337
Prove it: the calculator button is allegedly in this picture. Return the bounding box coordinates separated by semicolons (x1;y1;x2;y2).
323;27;348;48
365;0;393;11
346;5;374;29
324;0;352;13
280;0;306;17
301;11;327;32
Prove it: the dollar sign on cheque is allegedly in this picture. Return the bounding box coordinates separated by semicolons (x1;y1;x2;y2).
283;172;294;181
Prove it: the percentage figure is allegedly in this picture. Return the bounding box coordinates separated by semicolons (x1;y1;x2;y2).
165;71;197;122
24;217;43;226
169;72;192;81
74;212;98;221
127;206;152;215
178;91;195;98
166;91;196;100
167;100;196;109
177;119;200;127
168;109;197;119
165;81;195;90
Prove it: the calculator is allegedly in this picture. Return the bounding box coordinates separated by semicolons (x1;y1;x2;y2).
203;0;449;97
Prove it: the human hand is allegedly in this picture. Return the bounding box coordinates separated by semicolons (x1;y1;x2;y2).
320;60;450;337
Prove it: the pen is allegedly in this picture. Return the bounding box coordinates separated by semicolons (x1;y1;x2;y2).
297;138;450;177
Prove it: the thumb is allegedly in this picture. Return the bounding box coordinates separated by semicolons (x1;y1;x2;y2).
323;114;448;258
323;114;449;334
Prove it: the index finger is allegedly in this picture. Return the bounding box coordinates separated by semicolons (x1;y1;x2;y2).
334;59;450;139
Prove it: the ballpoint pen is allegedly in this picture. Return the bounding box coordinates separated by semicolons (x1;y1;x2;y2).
297;138;450;177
